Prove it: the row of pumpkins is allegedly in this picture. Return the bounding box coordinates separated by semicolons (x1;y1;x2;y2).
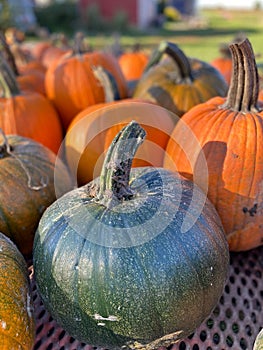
0;29;262;349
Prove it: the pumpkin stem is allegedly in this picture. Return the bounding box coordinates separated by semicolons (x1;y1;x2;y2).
72;31;92;56
95;121;146;208
144;41;193;81
0;128;11;157
0;31;19;76
0;52;20;97
92;65;119;102
222;38;260;112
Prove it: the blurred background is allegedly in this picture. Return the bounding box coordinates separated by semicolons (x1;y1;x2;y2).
1;0;263;63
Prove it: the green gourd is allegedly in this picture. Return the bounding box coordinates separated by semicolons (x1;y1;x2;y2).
33;121;229;349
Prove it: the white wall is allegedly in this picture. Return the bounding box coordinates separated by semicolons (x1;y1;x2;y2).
138;0;157;28
198;0;263;9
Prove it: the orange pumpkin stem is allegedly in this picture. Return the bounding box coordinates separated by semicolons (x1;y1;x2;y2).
223;38;260;112
0;52;20;97
144;41;193;81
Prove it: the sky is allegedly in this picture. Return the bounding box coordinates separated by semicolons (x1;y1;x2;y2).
198;0;263;9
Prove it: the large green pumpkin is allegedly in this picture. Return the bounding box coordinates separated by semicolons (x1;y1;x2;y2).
33;121;229;349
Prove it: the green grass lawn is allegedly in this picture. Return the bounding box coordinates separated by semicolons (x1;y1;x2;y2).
87;8;263;66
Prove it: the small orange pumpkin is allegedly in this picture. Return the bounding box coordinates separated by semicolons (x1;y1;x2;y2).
118;44;149;81
45;33;128;131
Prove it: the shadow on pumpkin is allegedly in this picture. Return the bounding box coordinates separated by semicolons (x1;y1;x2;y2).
146;86;184;117
180;140;263;251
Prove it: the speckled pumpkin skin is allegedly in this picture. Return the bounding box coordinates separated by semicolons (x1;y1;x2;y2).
0;134;73;257
33;167;229;350
0;232;35;349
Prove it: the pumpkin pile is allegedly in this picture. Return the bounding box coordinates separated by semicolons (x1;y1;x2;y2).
0;26;262;350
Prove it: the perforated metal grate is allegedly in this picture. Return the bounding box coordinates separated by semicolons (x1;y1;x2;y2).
29;246;263;350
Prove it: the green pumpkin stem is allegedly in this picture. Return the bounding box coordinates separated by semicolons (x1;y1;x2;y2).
72;31;91;56
0;52;20;97
222;38;260;112
144;41;193;81
0;31;19;76
0;128;11;158
95;121;146;207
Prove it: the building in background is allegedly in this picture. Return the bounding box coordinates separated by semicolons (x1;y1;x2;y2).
78;0;157;29
78;0;198;29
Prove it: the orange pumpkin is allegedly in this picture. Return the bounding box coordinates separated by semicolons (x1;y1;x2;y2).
40;33;71;69
45;34;128;131
16;70;46;96
118;44;149;81
0;54;63;154
65;100;178;186
163;38;263;252
29;40;53;62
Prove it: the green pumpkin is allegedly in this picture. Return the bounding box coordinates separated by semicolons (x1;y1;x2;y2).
253;328;263;350
33;121;229;349
0;130;73;257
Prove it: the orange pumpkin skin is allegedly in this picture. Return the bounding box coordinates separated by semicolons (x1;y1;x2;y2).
83;51;128;99
17;70;46;96
30;40;52;62
210;56;232;85
0;91;63;154
41;45;70;69
164;39;263;252
118;51;149;81
0;53;63;153
0;232;35;350
45;50;128;131
65;100;178;186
